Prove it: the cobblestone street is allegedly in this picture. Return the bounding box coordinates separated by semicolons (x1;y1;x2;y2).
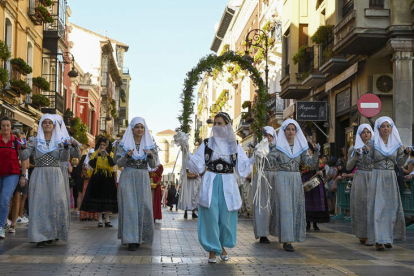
0;208;414;275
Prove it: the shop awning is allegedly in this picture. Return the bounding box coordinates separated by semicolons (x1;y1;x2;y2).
14;109;35;128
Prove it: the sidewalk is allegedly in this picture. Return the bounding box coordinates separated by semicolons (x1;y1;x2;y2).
0;208;414;276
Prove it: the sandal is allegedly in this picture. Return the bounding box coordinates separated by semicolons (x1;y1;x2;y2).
375;243;385;251
384;243;393;249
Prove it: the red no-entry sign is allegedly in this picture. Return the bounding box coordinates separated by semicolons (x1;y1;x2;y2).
358;93;382;118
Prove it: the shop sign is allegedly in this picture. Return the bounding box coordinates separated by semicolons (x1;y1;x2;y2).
296;101;327;121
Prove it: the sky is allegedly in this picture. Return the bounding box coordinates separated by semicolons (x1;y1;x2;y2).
69;0;228;134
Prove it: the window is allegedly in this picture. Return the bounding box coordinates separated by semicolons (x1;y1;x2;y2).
27;42;33;88
4;18;13;76
101;55;109;86
283;29;290;77
369;0;384;8
100;117;106;131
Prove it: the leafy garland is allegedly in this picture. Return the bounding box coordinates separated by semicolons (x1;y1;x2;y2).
178;51;268;140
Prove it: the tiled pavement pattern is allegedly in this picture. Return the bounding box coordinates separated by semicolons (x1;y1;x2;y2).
1;209;414;276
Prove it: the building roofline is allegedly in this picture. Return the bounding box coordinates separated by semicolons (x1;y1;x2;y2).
210;6;236;53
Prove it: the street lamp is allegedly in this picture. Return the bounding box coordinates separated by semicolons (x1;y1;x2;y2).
65;52;78;82
244;28;270;93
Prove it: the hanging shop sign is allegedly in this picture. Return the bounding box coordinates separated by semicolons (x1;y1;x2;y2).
296;101;327;121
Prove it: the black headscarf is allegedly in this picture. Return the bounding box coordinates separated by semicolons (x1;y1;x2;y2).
95;136;112;153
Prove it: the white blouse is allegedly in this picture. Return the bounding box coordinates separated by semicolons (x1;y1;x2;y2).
187;141;253;212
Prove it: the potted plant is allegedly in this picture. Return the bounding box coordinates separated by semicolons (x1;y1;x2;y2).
31;94;50;107
36;6;54;23
10;80;32;94
311;25;334;44
10;58;32;75
0;40;11;62
292;45;308;65
32;77;50;91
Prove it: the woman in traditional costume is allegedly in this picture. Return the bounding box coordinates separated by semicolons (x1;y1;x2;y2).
178;167;201;219
253;126;278;244
346;123;374;245
19;114;71;248
303;142;330;231
149;163;164;222
364;117;410;251
115;117;158;251
186;112;253;263
80;137;118;227
268;119;319;252
79;149;98;221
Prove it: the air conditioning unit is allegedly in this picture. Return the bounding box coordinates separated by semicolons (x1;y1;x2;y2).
373;74;394;95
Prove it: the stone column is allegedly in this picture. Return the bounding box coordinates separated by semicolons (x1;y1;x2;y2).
387;38;414;146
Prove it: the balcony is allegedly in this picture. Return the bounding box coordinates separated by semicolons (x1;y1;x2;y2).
333;2;388;55
43;0;66;52
232;112;251;139
28;0;45;26
301;46;326;88
266;92;284;118
41;91;64;114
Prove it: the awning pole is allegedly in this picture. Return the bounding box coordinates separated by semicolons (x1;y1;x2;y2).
312;121;329;139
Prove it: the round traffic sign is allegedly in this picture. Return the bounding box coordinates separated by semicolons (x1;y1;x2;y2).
358;93;382;118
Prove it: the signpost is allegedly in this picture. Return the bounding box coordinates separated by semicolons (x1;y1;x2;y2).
357;93;382;126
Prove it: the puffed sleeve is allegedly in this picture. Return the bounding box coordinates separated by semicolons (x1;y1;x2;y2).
147;148;158;169
397;146;409;167
59;144;70;162
187;142;206;174
300;150;319;168
235;144;254;179
115;146;129;168
346;146;359;171
19;138;36;161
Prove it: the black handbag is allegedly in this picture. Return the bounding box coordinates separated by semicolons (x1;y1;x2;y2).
69;178;76;188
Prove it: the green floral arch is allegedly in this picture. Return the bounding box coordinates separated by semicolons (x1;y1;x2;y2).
178;51;268;140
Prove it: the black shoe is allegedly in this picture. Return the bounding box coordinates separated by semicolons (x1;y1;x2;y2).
283;243;294;252
376;243;385;251
313;223;320;231
36;242;45;248
46;240;53;244
260;237;270;244
105;222;113;227
384;243;393;249
169;206;173;211
98;222;103;228
128;243;140;251
192;213;198;219
184;211;188;219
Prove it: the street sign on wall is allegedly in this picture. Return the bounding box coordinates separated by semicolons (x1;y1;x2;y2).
296;101;327;121
358;93;382;118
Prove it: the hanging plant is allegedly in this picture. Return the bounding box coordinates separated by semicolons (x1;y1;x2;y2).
226;77;232;83
31;94;50;107
32;77;50;91
36;6;54;23
10;80;31;94
292;45;308;65
120;89;126;102
242;101;251;109
311;25;334;44
72;117;89;144
178;52;267;140
0;68;9;88
254;49;265;63
10;58;32;75
197;98;204;115
40;0;54;7
0;40;11;62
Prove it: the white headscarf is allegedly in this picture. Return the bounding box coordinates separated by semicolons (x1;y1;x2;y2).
119;117;155;160
84;148;95;166
263;126;277;145
276;119;308;158
209;124;238;155
53;114;71;142
374;116;402;157
36;114;64;154
351;123;374;157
